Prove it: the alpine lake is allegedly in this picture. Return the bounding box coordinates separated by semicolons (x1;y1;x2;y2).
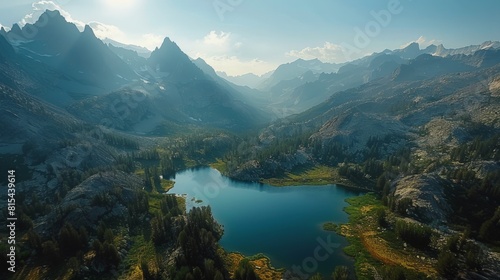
169;167;362;277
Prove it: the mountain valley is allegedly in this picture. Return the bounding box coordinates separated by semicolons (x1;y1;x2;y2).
0;8;499;280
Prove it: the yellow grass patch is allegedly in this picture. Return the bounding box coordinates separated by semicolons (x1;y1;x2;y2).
361;231;437;276
224;252;283;280
343;195;438;278
161;179;175;192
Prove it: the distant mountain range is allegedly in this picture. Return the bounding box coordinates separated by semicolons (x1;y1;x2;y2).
392;41;500;58
257;58;342;90
1;9;499;134
217;71;270;89
0;9;268;134
250;40;500;116
228;47;500;181
2;7;500;280
102;37;152;58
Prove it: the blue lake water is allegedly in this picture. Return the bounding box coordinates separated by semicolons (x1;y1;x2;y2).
169;167;361;277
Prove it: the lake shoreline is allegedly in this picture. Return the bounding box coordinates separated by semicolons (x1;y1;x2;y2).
223;251;285;280
208;162;374;192
170;166;358;278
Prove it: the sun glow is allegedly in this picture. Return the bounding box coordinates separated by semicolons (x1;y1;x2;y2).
104;0;137;11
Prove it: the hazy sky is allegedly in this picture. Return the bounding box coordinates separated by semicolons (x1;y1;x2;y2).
1;0;500;76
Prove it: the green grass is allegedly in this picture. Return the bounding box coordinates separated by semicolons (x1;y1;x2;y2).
261;165;348;186
260;165;374;191
210;158;228;173
148;193;164;214
341;194;434;279
123;234;156;270
342;193;385;280
148;192;186;215
160;179;175;192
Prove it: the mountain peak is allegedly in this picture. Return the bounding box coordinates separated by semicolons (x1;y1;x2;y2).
9;9;81;56
161;37;174;46
83;25;96;36
44;9;61;18
10;23;22;35
194;57;207;63
423;44;438;53
157;37;183;53
403;42;420;51
0;27;7;39
0;31;15;61
148;36;205;81
35;9;70;28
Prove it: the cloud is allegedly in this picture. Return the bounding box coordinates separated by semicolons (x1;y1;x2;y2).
194;54;276;76
88;21;125;41
197;30;242;54
103;0;137;11
286;42;348;63
137;33;164;51
401;36;441;49
203;30;231;47
20;0;85;30
16;0;163;51
0;22;9;31
88;22;163;51
190;30;271;75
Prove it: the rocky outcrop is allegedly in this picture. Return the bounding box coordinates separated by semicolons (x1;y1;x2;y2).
312;110;408;154
392;174;452;226
489;75;500;97
36;171;143;236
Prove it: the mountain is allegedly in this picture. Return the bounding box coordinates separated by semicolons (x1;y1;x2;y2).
0;10;268;132
10;10;81;57
67;39;270;133
258;58;341;91
433;41;500;57
0;83;79;147
227;49;500;182
217;71;266;88
107;43;148;73
392;53;474;81
385;41;500;60
102;37;151;58
392;42;422;59
2;10;138;105
148;37;206;82
2;8;500;278
192;57;272;111
0;32;15;62
0;27;7;38
301;52;500;149
58;25;137;87
260;43;500;117
265;54;406;116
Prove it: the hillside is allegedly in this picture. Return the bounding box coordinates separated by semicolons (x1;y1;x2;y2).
218;50;500;279
1;6;500;279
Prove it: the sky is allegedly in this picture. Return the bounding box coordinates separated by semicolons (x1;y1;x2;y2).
0;0;500;76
